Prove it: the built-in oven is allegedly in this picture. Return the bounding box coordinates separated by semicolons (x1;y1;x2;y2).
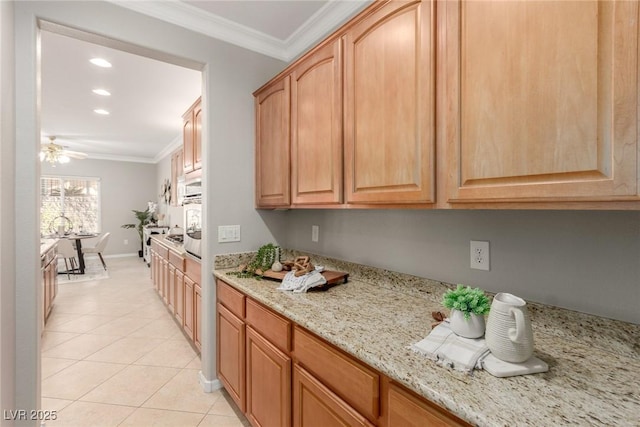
183;196;202;259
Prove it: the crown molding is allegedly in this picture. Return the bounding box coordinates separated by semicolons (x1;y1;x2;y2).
108;0;372;62
284;0;372;61
85;152;157;164
154;134;183;164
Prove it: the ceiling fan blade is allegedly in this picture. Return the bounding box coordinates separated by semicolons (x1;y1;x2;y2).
62;150;88;159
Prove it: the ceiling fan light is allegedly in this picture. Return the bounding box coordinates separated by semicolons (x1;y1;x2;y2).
92;89;111;96
58;155;70;164
89;58;112;68
39;151;46;161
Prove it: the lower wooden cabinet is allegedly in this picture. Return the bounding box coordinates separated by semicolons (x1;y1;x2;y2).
216;278;469;427
246;325;291;427
217;302;246;412
42;244;58;324
293;365;374;427
194;283;202;351
149;237;199;351
175;269;185;326
184;275;195;341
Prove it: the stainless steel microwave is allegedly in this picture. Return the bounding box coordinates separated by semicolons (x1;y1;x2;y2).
177;175;202;206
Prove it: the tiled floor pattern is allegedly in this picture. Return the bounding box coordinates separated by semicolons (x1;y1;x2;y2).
41;256;249;427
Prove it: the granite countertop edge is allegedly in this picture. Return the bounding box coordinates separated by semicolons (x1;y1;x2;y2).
212;250;640;427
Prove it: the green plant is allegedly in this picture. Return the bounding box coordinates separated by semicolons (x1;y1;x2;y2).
121;208;152;243
442;285;491;320
230;243;280;279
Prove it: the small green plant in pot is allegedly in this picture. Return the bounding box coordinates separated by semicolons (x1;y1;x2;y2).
442;285;491;338
121;208;152;257
229;243;280;279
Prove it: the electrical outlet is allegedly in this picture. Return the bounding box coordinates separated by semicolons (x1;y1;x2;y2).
470;240;490;271
311;225;319;242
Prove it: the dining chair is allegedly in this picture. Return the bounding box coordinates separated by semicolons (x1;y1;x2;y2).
57;238;78;279
82;232;110;270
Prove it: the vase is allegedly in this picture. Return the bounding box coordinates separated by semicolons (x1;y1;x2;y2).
485;293;534;363
449;309;485;338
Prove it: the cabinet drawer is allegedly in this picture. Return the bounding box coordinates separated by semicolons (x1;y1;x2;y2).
293;365;374;427
293;326;379;422
185;256;201;284
217;280;245;319
385;380;470;427
152;240;169;258
246;298;291;352
169;250;185;270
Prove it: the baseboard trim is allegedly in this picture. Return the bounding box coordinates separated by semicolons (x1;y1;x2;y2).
102;253;139;259
199;371;222;392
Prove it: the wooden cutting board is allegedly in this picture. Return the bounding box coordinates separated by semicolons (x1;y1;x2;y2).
261;269;349;291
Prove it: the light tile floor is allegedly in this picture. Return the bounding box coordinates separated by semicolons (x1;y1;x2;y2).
41;256;249;427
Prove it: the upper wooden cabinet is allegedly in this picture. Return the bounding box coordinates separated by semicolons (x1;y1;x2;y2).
183;97;202;175
254;0;640;209
344;0;435;204
442;0;640;204
291;39;343;205
255;77;291;207
170;149;183;207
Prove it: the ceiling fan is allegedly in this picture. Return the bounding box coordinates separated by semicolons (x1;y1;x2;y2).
40;136;88;165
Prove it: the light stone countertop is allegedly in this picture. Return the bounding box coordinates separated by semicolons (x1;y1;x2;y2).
213;250;640;427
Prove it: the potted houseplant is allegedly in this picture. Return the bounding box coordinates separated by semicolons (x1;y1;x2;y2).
121;208;152;257
442;284;491;338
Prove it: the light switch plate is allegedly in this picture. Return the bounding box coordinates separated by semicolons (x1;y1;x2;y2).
218;225;241;243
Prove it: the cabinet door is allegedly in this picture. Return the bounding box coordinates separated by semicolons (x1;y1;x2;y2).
344;0;435;204
246;326;291;427
170;149;183;207
183;109;194;174
293;365;374;427
443;0;639;203
184;276;195;340
385;382;469;427
193;99;203;171
255;77;291;207
217;303;246;412
194;283;202;351
161;258;169;302
174;269;184;326
291;39;343;205
167;264;175;313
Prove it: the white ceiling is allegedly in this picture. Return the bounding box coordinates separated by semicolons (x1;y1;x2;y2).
41;0;371;164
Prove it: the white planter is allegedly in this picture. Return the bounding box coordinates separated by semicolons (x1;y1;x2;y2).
449;309;486;339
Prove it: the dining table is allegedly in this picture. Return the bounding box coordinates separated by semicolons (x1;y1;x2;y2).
57;232;99;274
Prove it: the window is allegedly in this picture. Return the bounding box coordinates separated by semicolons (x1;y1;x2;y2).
40;176;101;236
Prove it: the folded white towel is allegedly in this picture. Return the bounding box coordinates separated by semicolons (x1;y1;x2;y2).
410;320;489;374
277;267;326;293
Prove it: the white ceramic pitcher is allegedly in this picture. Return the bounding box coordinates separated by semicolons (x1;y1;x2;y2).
485;293;534;363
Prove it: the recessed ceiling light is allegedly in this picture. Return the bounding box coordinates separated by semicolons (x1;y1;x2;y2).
94;109;110;115
89;58;112;68
92;89;111;96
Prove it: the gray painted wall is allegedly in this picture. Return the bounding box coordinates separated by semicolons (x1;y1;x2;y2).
155;150;183;231
13;0;287;415
1;0;16;420
284;209;640;324
42;159;157;256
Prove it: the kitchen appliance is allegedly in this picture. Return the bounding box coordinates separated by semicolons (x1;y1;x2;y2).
485;293;534;363
143;226;168;265
177;174;202;205
183;196;202;258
